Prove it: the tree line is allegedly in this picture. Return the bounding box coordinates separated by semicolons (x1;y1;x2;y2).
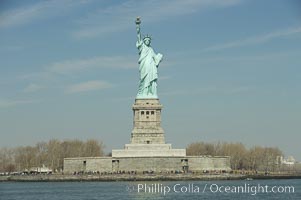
0;139;104;173
0;139;287;173
186;141;283;171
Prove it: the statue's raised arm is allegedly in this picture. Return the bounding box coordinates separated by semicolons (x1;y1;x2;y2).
135;17;163;99
135;17;141;42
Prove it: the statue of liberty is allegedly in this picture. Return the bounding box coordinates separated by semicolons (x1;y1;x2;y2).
135;17;163;99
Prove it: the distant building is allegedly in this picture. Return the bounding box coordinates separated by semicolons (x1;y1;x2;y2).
280;156;296;165
29;165;52;173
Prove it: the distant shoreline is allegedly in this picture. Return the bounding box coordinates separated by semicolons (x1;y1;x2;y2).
1;174;301;182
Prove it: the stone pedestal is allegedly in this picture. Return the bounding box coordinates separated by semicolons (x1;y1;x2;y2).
112;143;186;157
131;99;165;144
112;98;186;158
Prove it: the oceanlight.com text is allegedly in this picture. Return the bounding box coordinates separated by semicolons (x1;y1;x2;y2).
126;183;295;196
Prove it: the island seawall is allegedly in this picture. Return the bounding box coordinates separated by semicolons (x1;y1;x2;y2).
1;174;301;182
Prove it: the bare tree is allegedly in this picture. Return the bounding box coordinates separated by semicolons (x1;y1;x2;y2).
186;141;283;171
0;147;16;172
0;139;105;173
186;142;215;156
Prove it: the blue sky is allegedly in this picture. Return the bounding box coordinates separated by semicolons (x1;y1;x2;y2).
0;0;300;160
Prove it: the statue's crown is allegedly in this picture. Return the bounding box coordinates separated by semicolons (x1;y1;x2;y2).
143;34;152;40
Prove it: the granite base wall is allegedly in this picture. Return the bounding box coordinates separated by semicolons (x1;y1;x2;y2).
64;156;231;173
187;156;231;171
64;157;112;173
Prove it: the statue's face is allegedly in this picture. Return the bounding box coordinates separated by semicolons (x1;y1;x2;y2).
143;38;151;46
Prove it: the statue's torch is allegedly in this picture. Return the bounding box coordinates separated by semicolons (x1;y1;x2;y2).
135;17;141;25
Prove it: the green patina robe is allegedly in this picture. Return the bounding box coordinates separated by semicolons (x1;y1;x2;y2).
136;40;163;99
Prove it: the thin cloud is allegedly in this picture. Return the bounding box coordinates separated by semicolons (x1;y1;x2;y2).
0;45;23;52
160;86;252;97
0;99;37;108
65;80;112;94
112;96;135;102
203;26;301;52
114;85;251;101
48;56;136;74
20;54;171;81
159;76;171;80
73;0;242;39
18;71;55;81
23;83;44;93
0;0;91;28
